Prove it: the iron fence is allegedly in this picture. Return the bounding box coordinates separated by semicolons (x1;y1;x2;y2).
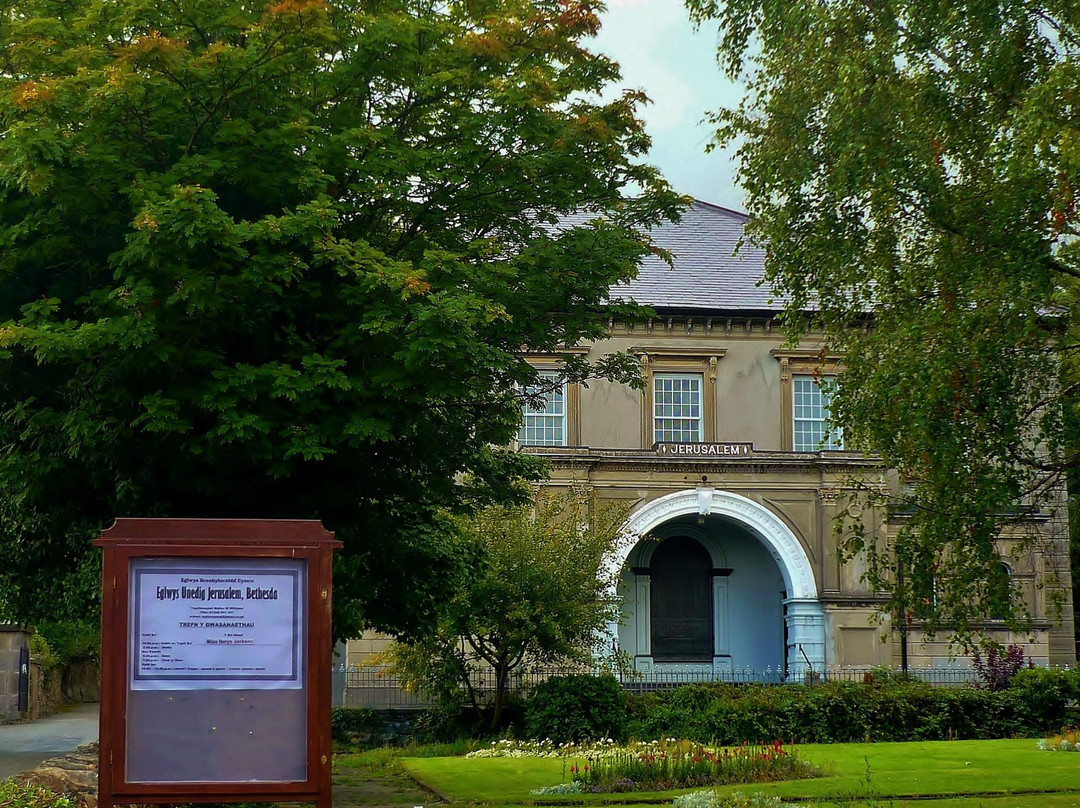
332;661;1030;710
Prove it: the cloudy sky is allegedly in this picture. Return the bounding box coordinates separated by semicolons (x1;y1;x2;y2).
590;1;747;211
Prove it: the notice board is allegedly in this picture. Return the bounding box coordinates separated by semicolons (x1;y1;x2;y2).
95;519;340;808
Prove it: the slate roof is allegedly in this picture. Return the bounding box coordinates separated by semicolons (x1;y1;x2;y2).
611;200;779;313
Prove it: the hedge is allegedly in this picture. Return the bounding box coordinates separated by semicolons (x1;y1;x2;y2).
621;668;1079;744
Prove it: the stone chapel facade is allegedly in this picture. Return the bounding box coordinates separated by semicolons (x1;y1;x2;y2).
517;200;1075;677
345;200;1075;678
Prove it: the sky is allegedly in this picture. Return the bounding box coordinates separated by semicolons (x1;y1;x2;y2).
590;1;747;211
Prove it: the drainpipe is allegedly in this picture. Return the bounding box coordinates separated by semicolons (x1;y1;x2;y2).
897;557;909;674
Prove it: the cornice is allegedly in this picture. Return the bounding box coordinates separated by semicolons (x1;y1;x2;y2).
771;348;843;364
608;315;785;338
524;447;884;475
633;346;728;359
819;594;891;607
516;346;591;358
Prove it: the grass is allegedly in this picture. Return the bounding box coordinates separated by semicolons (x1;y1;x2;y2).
396;738;1080;806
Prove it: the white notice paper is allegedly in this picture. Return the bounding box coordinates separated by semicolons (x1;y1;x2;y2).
130;559;304;690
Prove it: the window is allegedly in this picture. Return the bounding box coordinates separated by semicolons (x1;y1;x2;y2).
792;375;843;451
653;373;704;443
773;350;843;451
637;349;724;447
518;371;566;446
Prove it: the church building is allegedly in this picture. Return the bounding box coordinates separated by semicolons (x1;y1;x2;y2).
345;200;1075;680
517;200;1075;677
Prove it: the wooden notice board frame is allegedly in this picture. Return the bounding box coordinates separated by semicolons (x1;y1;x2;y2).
95;519;341;808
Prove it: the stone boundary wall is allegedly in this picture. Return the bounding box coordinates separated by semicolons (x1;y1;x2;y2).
27;657;63;721
0;624;64;723
0;624;31;722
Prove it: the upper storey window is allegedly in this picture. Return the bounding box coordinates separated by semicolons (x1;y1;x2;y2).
792;375;843;451
637;349;724;447
519;371;567;447
653;373;704;443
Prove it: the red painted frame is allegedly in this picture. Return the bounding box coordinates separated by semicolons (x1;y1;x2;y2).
94;519;341;808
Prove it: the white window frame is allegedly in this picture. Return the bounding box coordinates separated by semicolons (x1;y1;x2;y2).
653;372;704;444
792;374;843;451
518;370;567;447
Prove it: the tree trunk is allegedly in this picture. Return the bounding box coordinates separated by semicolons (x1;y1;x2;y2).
489;662;509;732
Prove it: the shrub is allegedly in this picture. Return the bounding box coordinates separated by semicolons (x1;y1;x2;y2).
530;782;584;795
330;706;385;747
673;791;803;808
412;698;479;744
0;780;73;808
28;634;58;672
524;673;627;743
1009;667;1078;725
971;644;1034;690
673;791;722;808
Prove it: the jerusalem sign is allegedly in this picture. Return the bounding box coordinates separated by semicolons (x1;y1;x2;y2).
655;442;754;457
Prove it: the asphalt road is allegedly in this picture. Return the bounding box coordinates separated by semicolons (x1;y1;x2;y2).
0;703;99;780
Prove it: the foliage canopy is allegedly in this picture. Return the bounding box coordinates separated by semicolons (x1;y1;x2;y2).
0;0;682;635
688;0;1080;644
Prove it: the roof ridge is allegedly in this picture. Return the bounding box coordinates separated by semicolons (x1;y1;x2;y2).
690;199;750;220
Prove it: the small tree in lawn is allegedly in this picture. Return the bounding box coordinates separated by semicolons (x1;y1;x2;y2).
390;484;630;731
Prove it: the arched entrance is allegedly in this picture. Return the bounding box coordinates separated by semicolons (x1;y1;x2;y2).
607;489;825;680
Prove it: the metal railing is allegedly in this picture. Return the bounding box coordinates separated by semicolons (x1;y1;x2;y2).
332;662;1026;709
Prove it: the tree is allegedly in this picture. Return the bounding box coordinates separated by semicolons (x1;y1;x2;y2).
687;0;1079;645
0;0;682;636
389;485;629;731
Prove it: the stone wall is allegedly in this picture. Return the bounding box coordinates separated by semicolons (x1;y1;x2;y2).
0;624;31;722
62;660;100;704
26;657;63;721
0;625;66;723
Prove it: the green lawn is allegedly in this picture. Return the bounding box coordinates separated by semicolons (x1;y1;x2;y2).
399;739;1080;806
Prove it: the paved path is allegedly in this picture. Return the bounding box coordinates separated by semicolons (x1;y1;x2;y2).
0;703;99;780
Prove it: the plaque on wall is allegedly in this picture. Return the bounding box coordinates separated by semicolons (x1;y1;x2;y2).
655;442;754;457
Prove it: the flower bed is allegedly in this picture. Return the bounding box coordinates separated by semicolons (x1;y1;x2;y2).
673;790;808;808
485;738;821;794
468;737;620;759
568;738;819;792
1038;726;1080;751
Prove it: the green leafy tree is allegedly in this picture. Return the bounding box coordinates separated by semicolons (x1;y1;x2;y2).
0;0;682;636
687;0;1079;645
389;485;630;731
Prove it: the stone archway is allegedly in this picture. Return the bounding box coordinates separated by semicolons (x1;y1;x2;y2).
606;489;825;679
